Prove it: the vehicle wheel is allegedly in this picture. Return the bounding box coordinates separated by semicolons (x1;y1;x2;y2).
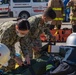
19;12;30;19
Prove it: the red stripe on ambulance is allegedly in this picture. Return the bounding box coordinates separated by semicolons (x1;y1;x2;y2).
0;8;2;10
34;10;44;12
0;8;8;10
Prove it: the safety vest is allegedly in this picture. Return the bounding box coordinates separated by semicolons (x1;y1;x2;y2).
52;8;63;21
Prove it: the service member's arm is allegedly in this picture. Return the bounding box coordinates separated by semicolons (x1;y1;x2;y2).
19;37;30;57
0;29;16;58
19;36;31;64
43;24;53;41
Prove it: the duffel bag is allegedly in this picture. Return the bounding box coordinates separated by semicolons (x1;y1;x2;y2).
4;55;50;75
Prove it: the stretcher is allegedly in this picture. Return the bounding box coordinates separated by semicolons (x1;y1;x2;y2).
40;28;72;42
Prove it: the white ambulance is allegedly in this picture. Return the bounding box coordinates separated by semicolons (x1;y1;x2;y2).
0;0;9;16
8;0;48;18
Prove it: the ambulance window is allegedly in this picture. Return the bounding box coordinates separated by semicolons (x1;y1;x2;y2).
1;0;9;4
33;0;48;2
44;0;48;2
13;0;30;2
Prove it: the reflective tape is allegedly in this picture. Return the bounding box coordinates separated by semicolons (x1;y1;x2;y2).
63;14;65;16
70;7;72;9
70;7;76;10
54;18;63;20
46;64;53;71
52;8;62;11
48;45;51;53
70;17;76;20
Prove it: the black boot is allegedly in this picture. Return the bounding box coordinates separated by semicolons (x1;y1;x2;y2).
57;25;61;30
50;25;55;30
72;25;76;32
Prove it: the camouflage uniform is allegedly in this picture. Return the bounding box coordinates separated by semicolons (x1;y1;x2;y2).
0;14;52;71
0;21;31;71
67;0;76;32
48;0;64;30
27;14;53;58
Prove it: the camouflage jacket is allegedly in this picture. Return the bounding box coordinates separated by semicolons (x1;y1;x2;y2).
28;14;52;39
24;14;53;55
0;15;52;58
0;21;29;58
